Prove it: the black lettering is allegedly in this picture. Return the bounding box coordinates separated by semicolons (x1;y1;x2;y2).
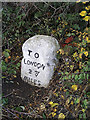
24;76;27;80
29;69;32;74
24;58;26;64
42;65;45;70
37;63;45;70
30;61;34;66
28;50;32;56
27;60;34;66
34;79;37;85
34;62;37;67
24;59;45;70
34;53;39;58
37;63;41;69
31;78;33;83
35;71;40;77
38;80;41;86
27;60;30;65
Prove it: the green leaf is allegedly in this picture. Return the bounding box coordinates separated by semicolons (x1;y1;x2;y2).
13;71;16;74
15;106;22;112
83;113;86;118
65;72;69;75
2;65;7;72
72;74;74;79
3;51;9;58
66;91;69;95
86;92;90;95
2;76;6;79
2;98;8;105
16;63;20;67
79;114;82;119
5;49;10;53
1;60;6;65
66;33;71;37
75;75;78;80
79;74;84;80
76;98;80;103
71;33;75;36
73;24;80;30
87;74;89;79
79;80;83;84
83;99;87;106
61;72;64;75
43;113;46;119
68;75;71;79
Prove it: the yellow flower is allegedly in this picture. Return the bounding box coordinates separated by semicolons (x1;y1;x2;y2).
79;53;82;59
82;109;85;112
81;47;85;52
83;2;86;4
52;30;56;34
85;7;89;10
86;37;90;43
85;27;88;31
71;101;74;105
58;17;60;20
83;1;89;4
74;69;79;73
80;11;87;16
58;113;65;119
83;16;90;21
73;52;78;58
49;101;53;105
57;50;59;53
84;51;88;57
61;95;64;99
71;85;78;91
87;6;90;10
52;112;56;117
59;49;64;55
76;0;81;3
13;75;17;78
79;62;82;69
53;109;57;112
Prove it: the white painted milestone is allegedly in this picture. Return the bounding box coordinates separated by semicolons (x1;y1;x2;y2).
21;35;60;88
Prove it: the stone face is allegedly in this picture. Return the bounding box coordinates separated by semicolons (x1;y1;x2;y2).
21;35;60;88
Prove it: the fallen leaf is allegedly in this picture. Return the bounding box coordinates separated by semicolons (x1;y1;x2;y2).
71;85;78;91
51;103;59;107
58;113;65;119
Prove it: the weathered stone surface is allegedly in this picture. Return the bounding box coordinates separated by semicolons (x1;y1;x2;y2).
21;35;60;88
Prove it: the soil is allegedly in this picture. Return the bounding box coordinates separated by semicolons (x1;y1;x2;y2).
2;74;49;108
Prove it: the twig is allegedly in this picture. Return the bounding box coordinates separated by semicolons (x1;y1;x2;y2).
2;90;15;98
10;109;42;118
2;106;20;120
75;85;88;117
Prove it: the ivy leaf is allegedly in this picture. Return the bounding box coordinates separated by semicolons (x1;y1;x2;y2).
3;51;10;58
79;80;83;84
2;65;7;72
83;99;87;106
75;75;78;80
66;33;71;37
16;63;20;67
73;24;80;30
43;113;46;119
